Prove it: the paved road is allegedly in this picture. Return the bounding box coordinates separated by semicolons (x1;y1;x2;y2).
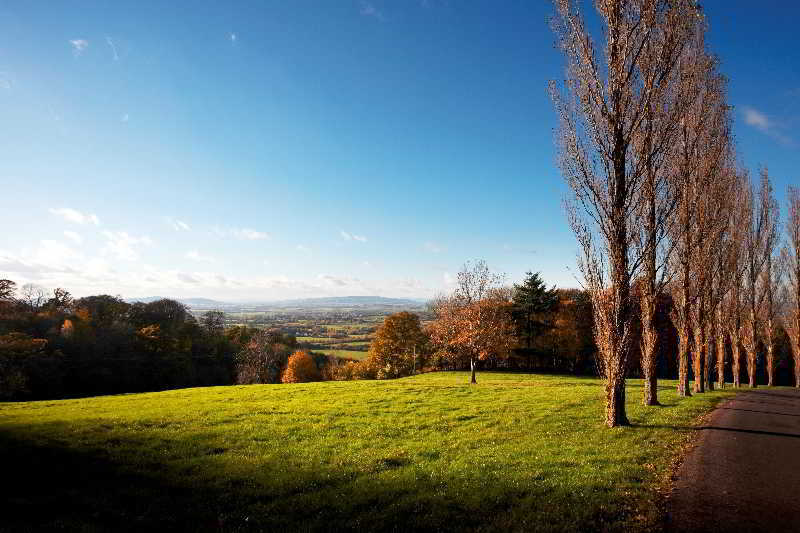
667;388;800;532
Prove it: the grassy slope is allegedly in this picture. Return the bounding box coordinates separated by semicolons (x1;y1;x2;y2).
0;372;732;532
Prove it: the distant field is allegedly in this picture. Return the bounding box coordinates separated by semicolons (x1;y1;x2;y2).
316;349;369;360
296;336;331;342
0;373;732;531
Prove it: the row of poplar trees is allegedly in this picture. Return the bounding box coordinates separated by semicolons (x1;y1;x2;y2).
549;0;800;427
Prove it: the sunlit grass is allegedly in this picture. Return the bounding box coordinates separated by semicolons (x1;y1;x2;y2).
0;372;733;531
316;348;369;360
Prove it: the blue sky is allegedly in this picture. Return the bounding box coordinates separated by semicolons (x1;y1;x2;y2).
0;1;797;301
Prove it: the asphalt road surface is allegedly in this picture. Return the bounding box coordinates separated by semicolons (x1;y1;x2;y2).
666;387;800;532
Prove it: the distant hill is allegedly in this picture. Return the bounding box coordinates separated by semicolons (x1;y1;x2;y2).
266;296;426;309
124;295;426;310
125;296;233;309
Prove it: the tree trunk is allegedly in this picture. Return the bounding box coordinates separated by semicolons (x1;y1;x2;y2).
731;335;741;388
606;373;628;427
705;318;715;391
766;319;774;386
643;369;658;406
716;317;725;389
693;322;705;394
640;295;659;406
470;357;477;384
678;330;692;396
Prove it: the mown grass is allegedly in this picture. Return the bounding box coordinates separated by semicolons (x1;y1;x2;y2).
0;372;733;532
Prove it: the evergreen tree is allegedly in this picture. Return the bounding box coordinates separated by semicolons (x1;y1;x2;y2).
512;272;558;350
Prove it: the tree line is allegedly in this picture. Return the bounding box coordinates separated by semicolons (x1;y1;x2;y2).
549;0;800;426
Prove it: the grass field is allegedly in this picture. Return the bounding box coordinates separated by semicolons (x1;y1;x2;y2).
316;348;369;360
0;372;733;531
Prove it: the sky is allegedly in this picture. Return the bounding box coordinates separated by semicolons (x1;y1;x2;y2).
0;1;798;301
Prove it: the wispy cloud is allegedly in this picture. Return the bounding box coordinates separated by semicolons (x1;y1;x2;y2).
166;217;190;231
185;250;214;263
360;1;384;20
742;106;795;146
69;39;88;56
232;228;269;240
0;71;13;90
211;226;269;240
102;231;153;261
105;36;119;61
296;244;312;255
230;32;237;43
49;207;100;226
318;274;360;287
340;230;367;242
63;231;83;245
423;241;442;253
121;113;129;123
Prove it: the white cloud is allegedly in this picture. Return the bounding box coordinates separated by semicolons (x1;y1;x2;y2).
296;244;312;254
230;32;237;42
340;230;367;242
743;107;770;131
167;217;190;231
360;1;384;20
49;207;100;226
742;106;794;146
424;241;442;253
121;113;129;123
101;231;153;261
69;39;88;56
63;231;83;245
443;271;455;286
185;250;214;263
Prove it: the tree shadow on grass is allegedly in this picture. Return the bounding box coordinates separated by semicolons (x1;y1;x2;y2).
0;425;628;532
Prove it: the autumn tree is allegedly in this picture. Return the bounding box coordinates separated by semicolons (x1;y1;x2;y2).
551;0;700;425
235;330;296;384
429;261;514;384
281;350;321;383
784;186;800;387
366;311;428;379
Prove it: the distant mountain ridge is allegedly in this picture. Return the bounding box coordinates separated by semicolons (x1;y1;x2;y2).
125;295;426;309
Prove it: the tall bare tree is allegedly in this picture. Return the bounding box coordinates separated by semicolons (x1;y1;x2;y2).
551;0;699;425
741;169;779;388
784;186;800;387
668;26;725;397
716;171;750;388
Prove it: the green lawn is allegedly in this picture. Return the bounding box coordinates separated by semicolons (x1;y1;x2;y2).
0;372;733;531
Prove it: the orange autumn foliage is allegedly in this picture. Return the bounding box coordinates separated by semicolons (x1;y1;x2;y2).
281;350;320;383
